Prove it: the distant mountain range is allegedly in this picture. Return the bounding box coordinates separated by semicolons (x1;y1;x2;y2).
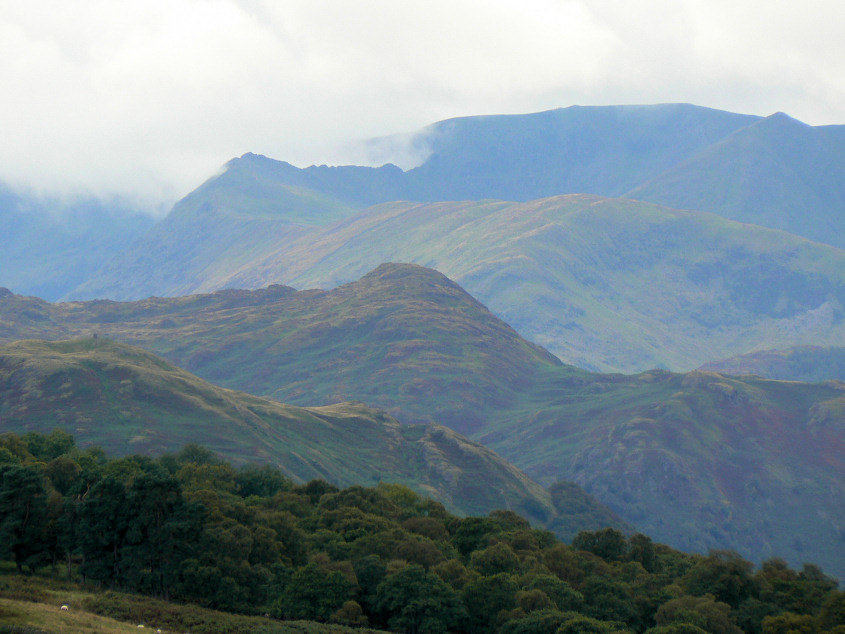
3;263;845;578
57;104;845;373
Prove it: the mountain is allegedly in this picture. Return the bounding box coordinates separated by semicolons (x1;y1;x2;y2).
402;103;761;201
67;102;845;305
66;156;370;301
67;193;845;374
627;112;845;249
67;103;769;302
226;195;845;374
0;182;154;301
1;263;565;435
0;337;590;526
700;345;845;383
3;264;845;577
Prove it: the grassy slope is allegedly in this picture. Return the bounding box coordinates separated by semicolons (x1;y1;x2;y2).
2;266;845;575
482;368;845;577
0;338;565;524
223;195;845;374
0;569;384;634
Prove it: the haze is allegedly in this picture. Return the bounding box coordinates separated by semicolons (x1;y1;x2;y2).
3;0;844;210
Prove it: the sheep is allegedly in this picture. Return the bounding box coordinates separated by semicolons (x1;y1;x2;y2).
60;605;69;611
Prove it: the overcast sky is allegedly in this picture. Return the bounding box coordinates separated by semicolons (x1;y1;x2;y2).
3;0;845;211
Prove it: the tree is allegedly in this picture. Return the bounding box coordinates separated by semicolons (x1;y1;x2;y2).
470;542;521;576
655;594;742;634
0;465;50;572
572;528;629;562
527;574;584;612
275;562;352;621
761;613;818;634
375;564;466;634
462;573;519;633
682;551;754;608
79;475;132;587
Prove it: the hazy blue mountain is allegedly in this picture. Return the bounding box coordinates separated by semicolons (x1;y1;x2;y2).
628;112;845;248
0;182;154;301
402;103;760;201
68;103;845;307
67;154;369;300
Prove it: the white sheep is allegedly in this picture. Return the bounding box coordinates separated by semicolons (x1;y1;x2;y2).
60;605;69;611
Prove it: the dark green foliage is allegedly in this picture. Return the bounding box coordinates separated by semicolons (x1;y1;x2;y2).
498;608;575;634
655;595;741;634
0;437;842;634
682;551;755;608
461;573;519;633
22;430;75;463
572;529;630;562
452;516;502;557
374;564;466;633
0;465;50;572
275;563;352;621
527;575;584;612
469;542;521;576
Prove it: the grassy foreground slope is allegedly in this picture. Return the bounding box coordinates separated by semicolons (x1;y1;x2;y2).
0;338;572;524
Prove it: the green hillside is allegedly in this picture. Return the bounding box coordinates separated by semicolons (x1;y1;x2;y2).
3;264;566;434
0;337;585;526
220;195;845;374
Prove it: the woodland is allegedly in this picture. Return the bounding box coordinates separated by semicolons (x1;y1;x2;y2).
1;430;844;634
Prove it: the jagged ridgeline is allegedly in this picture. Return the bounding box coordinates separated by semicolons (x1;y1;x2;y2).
2;431;844;634
2;264;845;580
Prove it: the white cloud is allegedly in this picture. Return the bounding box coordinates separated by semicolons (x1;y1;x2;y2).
1;0;844;210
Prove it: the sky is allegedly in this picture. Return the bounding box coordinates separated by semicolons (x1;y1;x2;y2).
3;0;845;212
